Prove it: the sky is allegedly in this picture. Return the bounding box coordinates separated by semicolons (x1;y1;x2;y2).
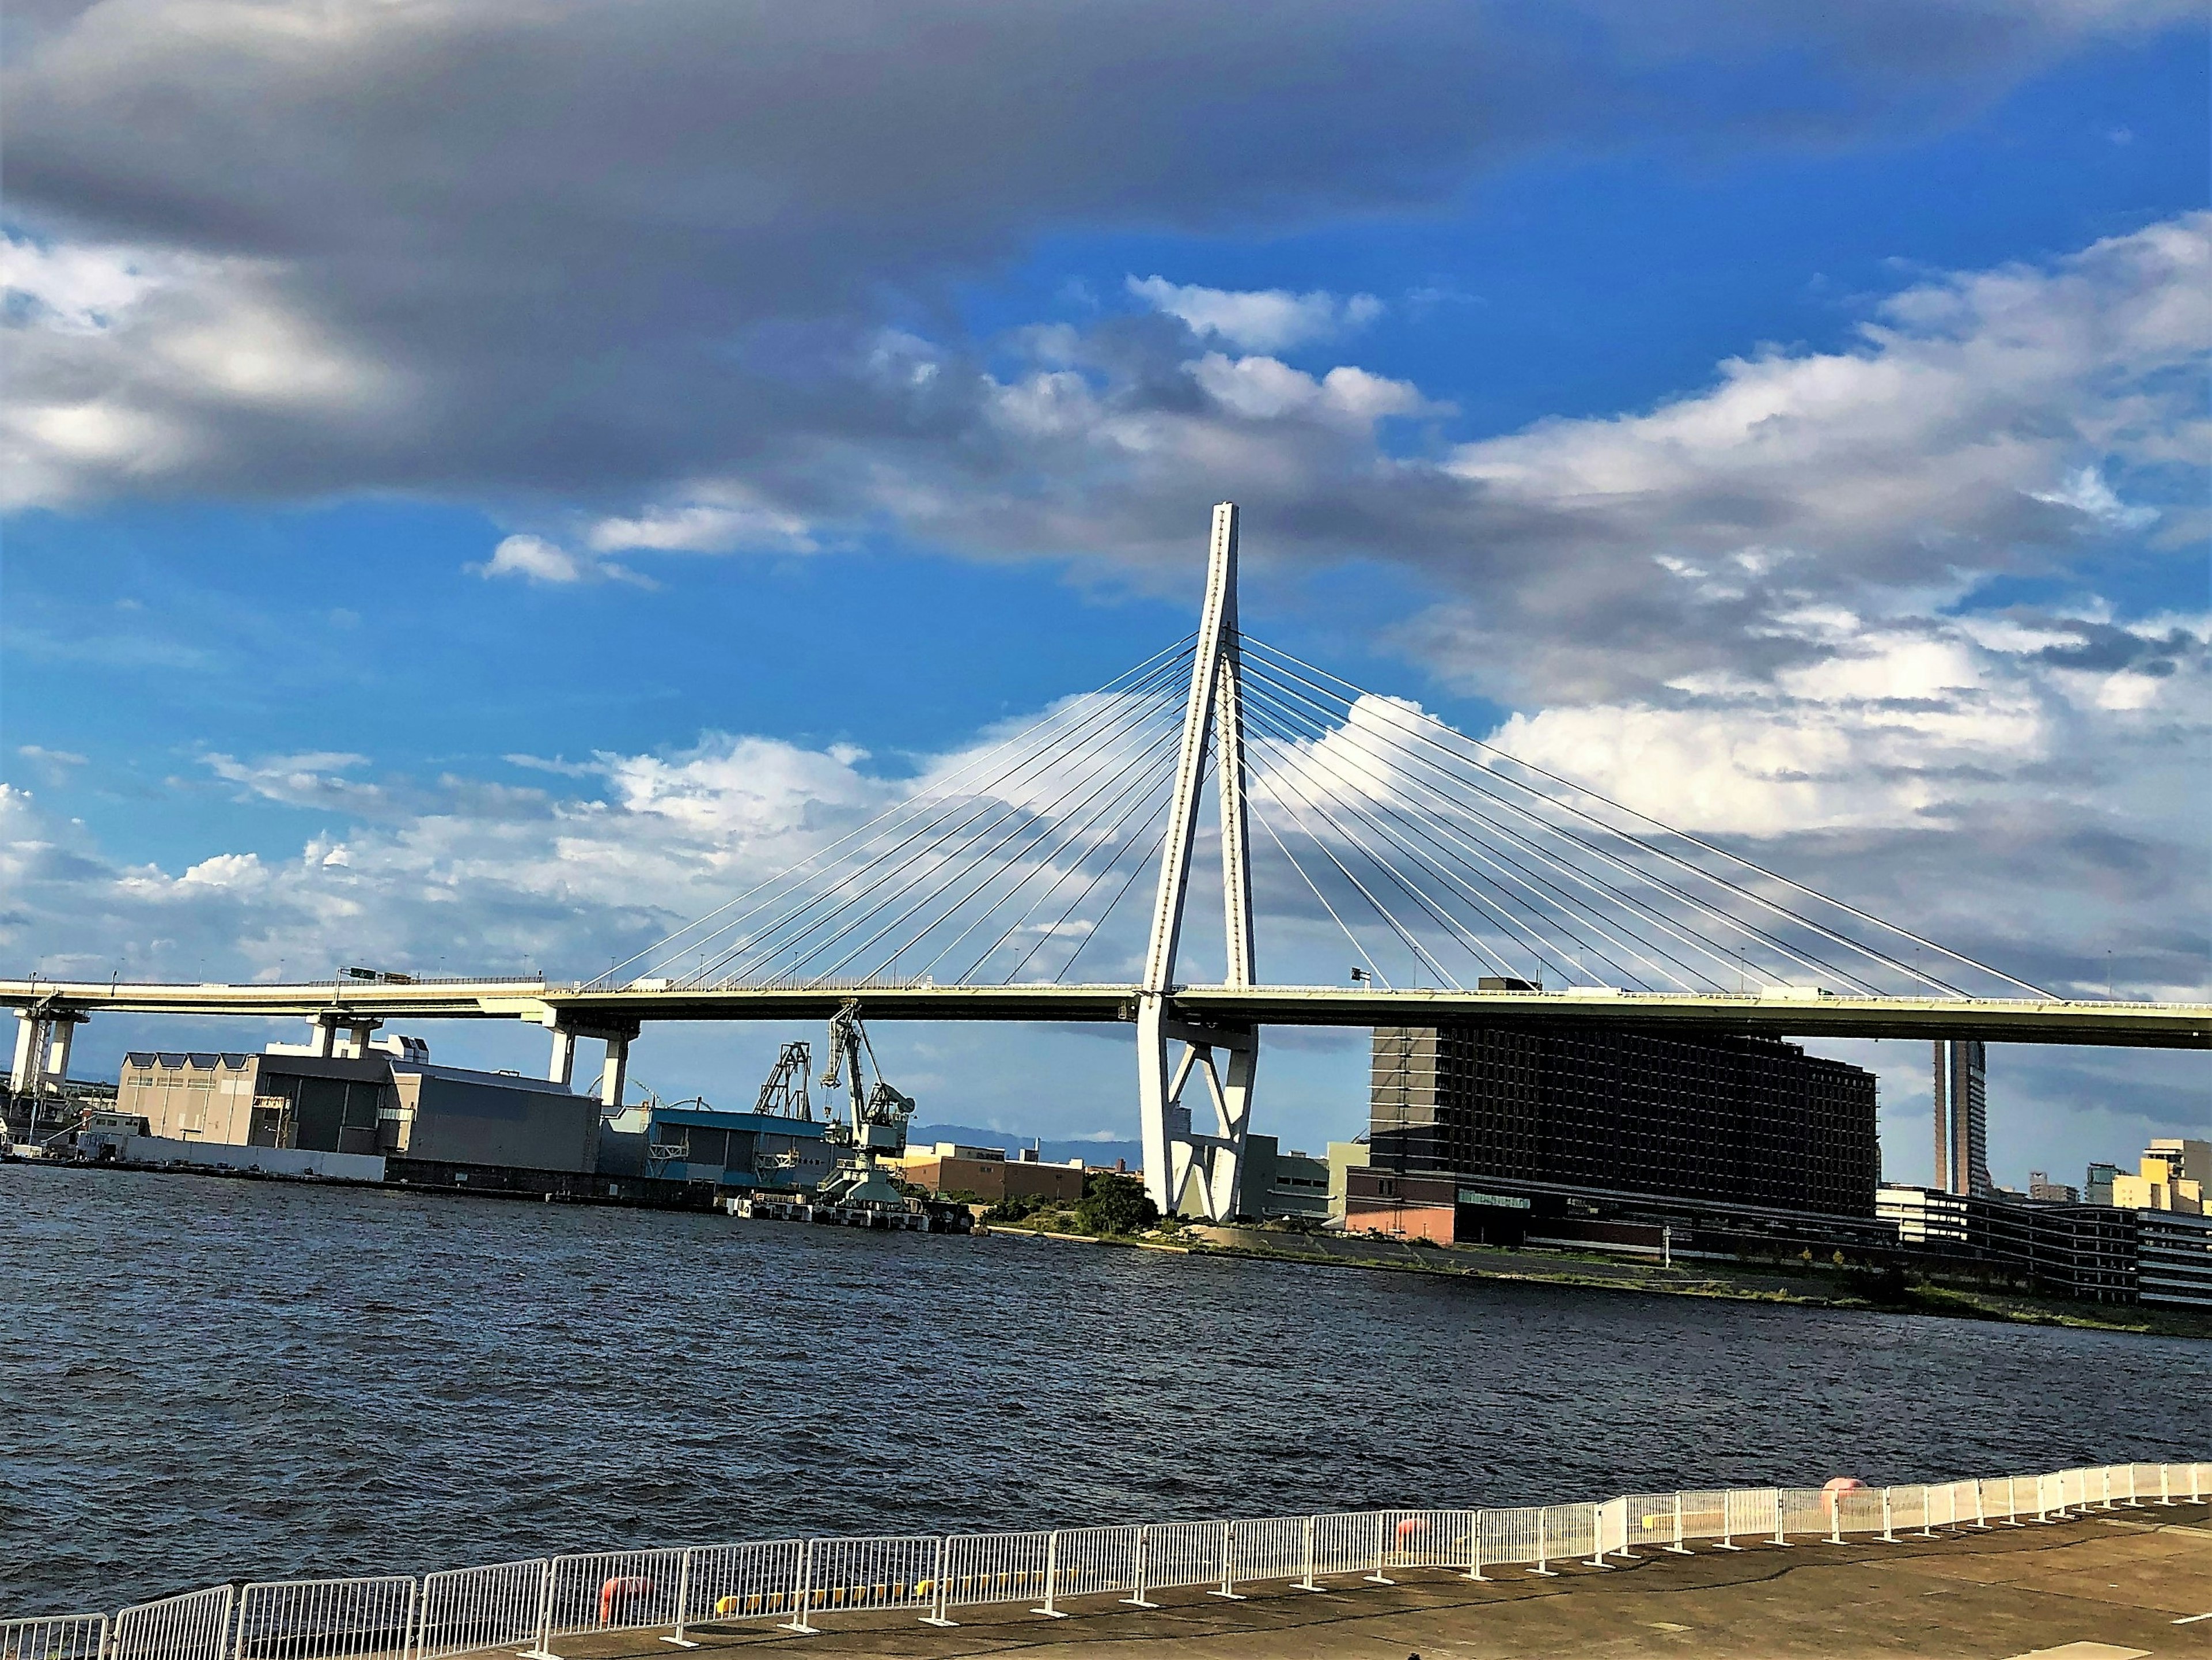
2;0;2207;1186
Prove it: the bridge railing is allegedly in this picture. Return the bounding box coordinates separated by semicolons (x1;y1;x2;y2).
10;1459;2205;1651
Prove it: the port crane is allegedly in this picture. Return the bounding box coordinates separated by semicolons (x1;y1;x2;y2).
812;999;915;1208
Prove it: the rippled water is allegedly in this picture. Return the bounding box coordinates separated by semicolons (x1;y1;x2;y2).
4;1163;2206;1613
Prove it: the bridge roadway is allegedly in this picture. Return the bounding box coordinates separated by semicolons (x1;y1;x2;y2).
3;977;2207;1047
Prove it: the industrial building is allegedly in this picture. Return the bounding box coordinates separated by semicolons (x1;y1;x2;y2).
117;1042;600;1177
1236;1134;1331;1222
1359;1023;1880;1233
119;1049;397;1155
597;1096;832;1189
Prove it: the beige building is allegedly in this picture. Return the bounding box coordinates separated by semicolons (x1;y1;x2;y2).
2111;1153;2204;1215
119;1050;393;1154
893;1142;1085;1204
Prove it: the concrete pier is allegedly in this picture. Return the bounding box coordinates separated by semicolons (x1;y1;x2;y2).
525;1506;2209;1659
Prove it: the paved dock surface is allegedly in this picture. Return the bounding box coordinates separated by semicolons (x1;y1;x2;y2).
542;1507;2212;1659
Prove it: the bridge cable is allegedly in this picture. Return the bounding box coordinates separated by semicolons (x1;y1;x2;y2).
599;634;1198;986
1245;637;2051;999
1240;676;1835;992
1240;646;1932;996
717;686;1187;986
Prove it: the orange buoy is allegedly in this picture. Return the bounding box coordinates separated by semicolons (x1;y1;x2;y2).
599;1576;653;1624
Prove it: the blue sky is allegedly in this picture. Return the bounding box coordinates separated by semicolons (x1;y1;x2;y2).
3;0;2206;1182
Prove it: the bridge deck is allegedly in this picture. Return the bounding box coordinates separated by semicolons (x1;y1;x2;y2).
3;978;2205;1046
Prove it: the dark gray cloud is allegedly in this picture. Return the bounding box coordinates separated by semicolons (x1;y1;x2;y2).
1;0;2192;511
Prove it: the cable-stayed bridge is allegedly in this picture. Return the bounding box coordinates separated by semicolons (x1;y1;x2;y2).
7;505;2207;1217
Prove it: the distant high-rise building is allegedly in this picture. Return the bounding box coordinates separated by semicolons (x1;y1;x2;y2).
2028;1170;2079;1203
2085;1162;2121;1206
1931;1039;1990;1197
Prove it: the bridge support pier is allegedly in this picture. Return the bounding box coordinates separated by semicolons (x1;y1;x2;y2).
10;1008;84;1097
543;1012;638;1109
1139;1002;1258;1221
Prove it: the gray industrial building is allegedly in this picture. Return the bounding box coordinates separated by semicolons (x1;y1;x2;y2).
118;1046;599;1175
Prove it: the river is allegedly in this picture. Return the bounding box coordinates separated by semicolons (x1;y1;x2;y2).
3;1163;2206;1613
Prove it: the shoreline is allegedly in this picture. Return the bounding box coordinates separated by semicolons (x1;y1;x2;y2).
985;1217;2212;1340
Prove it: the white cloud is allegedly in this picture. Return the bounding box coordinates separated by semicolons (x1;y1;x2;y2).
586;489;817;555
471;534;653;588
1128;277;1382;351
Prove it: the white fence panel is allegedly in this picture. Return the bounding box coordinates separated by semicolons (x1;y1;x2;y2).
1834;1488;1887;1538
1674;1491;1728;1544
1225;1518;1307;1593
2062;1469;2090;1512
416;1561;545;1660
233;1577;415;1660
1305;1514;1384;1584
680;1540;805;1632
2;1616;107;1660
1040;1525;1142;1613
1380;1511;1474;1574
1475;1506;1543;1575
936;1533;1050;1616
1923;1483;1956;1532
1620;1493;1685;1555
791;1536;938;1629
537;1548;685;1652
112;1590;232;1660
1539;1504;1596;1570
1720;1490;1777;1548
1777;1489;1828;1541
1138;1522;1226;1595
1594;1498;1628;1561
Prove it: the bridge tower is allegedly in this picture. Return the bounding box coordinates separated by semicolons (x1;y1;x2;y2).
1137;502;1259;1223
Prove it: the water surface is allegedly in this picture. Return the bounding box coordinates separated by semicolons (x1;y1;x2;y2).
4;1164;2205;1613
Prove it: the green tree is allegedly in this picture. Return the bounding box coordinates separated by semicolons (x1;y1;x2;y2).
1075;1171;1160;1237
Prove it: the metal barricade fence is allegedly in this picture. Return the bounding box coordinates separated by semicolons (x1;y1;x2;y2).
787;1536;939;1632
1225;1518;1308;1593
1923;1484;1955;1532
22;1458;2212;1646
1304;1514;1384;1585
416;1561;546;1660
678;1540;805;1633
934;1532;1050;1621
1475;1507;1543;1577
1379;1511;1474;1574
532;1549;685;1657
1594;1498;1628;1561
1539;1504;1597;1571
232;1577;415;1660
1134;1521;1228;1600
1674;1491;1728;1544
1036;1525;1142;1616
1620;1493;1685;1555
1777;1489;1829;1542
1834;1487;1887;1540
2;1615;107;1660
112;1589;232;1660
1718;1489;1775;1549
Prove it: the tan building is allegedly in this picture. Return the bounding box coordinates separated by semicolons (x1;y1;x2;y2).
2111;1154;2204;1215
119;1050;393;1154
893;1143;1085;1204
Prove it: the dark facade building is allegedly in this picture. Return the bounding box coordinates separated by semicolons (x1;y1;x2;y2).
1931;1038;1991;1197
1368;1024;1880;1219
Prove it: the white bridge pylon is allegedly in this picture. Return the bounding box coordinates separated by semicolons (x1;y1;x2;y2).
1137;502;1259;1223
